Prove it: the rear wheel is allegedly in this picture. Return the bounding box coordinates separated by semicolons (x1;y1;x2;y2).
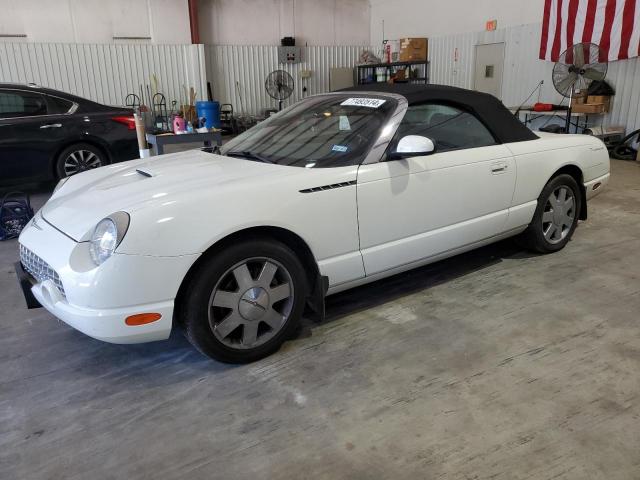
519;174;582;253
55;143;106;178
179;239;308;363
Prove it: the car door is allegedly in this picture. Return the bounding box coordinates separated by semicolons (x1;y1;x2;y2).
0;89;71;181
356;103;516;276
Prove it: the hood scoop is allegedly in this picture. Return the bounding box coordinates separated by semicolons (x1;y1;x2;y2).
136;168;154;178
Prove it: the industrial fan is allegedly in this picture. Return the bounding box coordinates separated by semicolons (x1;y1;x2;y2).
265;70;294;111
552;42;608;133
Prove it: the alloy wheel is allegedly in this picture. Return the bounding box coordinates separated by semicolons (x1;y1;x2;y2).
63;149;102;176
542;186;575;244
208;257;294;349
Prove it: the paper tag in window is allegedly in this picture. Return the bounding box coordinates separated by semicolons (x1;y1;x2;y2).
332;144;348;152
341;98;386;108
339;115;351;130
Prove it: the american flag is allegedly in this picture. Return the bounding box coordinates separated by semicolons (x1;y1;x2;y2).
540;0;640;61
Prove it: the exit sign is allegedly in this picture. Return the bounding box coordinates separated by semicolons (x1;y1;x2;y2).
486;19;497;31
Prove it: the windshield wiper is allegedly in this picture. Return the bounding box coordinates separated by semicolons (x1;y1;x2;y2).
225;150;275;164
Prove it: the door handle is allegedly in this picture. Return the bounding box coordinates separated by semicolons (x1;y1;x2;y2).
40;123;62;129
491;162;508;173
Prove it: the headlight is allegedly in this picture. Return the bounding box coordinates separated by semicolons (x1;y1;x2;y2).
89;212;130;265
53;177;69;194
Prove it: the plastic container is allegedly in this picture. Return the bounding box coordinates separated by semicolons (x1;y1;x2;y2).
195;101;220;129
173;115;185;133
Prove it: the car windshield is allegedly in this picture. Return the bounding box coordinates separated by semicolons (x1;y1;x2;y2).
220;94;397;168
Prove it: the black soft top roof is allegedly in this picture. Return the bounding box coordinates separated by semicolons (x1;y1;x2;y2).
340;83;538;144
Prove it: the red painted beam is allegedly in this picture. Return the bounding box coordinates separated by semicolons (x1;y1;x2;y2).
188;0;200;44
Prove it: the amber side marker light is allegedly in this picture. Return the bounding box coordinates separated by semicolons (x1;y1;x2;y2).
125;313;162;326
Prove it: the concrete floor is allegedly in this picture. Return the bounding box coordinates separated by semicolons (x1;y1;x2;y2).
1;159;639;479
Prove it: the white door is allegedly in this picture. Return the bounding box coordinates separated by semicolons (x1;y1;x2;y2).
474;43;505;99
356;103;515;276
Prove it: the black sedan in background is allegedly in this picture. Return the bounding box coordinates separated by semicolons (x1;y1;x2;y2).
0;83;139;183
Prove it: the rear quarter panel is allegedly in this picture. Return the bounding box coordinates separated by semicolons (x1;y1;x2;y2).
59;111;138;164
506;133;610;207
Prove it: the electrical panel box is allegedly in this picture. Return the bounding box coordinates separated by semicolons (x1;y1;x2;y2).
278;46;302;64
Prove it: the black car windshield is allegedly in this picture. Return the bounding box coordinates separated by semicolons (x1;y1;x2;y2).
220;94;397;168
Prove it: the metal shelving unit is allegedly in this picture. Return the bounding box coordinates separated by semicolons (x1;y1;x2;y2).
356;60;429;85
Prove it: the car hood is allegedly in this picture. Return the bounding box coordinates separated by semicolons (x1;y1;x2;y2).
42;150;322;242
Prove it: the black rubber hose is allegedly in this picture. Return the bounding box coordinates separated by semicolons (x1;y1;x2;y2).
612;145;637;160
610;128;640;161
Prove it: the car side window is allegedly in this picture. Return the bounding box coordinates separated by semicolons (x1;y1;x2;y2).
0;90;48;118
395;103;496;152
46;95;74;114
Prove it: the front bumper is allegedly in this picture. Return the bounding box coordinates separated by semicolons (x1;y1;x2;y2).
17;214;199;344
30;277;174;343
14;261;41;309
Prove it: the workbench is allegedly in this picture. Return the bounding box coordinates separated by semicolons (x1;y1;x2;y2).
146;131;223;155
511;108;602;134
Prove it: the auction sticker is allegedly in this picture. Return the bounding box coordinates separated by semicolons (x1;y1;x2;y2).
341;98;386;108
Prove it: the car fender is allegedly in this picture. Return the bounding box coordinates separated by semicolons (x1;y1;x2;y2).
114;164;363;292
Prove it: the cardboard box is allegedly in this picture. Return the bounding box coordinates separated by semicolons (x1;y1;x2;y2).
587;95;609;103
571;94;611;113
399;38;428;62
571;103;606;114
587;95;611;112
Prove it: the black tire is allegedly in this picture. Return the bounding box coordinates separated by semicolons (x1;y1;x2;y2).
55;143;107;178
519;173;582;253
179;239;308;363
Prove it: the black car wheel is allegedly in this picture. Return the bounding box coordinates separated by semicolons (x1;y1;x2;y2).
55;143;106;178
179;239;308;363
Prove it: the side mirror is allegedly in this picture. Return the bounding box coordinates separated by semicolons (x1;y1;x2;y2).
389;135;435;159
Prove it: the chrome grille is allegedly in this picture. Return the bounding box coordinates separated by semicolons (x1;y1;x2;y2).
19;244;66;298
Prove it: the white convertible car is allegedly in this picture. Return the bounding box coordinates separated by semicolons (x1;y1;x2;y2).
16;84;610;362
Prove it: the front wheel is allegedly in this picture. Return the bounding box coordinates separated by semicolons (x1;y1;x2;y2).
179;239;308;363
519;173;582;253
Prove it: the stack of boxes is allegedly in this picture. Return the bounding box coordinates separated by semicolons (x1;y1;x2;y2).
399;38;428;62
571;93;612;114
383;38;428;63
376;38;428;84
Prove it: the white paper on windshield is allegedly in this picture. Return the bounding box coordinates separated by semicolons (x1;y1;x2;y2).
341;98;386;108
339;115;351;130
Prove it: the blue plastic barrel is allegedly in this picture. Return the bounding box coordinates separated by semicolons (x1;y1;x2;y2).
195;100;220;129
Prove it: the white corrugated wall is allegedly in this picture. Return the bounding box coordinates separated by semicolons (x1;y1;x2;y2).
0;42;206;108
204;45;365;115
606;57;640;133
428;23;640;133
0;42;366;117
1;36;637;134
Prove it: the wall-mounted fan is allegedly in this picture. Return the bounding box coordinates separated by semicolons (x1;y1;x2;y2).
552;42;608;133
265;70;294;111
